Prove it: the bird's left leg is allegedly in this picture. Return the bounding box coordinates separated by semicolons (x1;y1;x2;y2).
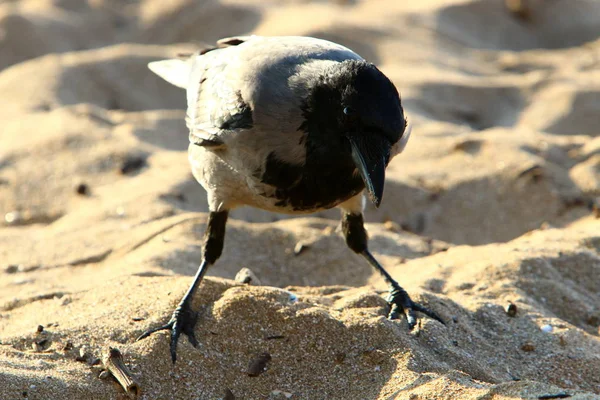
340;204;443;328
137;210;228;362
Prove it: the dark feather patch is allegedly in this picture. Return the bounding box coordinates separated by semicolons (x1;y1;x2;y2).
271;167;364;212
213;91;253;130
260;147;364;212
299;60;404;146
261;152;303;189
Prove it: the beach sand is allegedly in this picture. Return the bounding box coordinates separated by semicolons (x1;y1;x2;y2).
1;0;599;398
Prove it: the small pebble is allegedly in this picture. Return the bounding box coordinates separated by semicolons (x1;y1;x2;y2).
288;292;298;303
63;341;73;352
247;352;272;377
76;347;88;362
505;302;517;317
99;370;110;379
271;390;293;398
383;220;401;232
521;342;535;352
541;324;553;333
36;325;44;333
4;211;22;225
74;182;90;196
235;268;261;285
13;277;34;285
4;265;18;274
119;155;146;175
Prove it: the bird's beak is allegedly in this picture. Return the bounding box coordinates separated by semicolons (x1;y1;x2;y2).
347;135;392;208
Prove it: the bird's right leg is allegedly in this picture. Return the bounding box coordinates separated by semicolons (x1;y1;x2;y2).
340;208;443;329
136;210;228;363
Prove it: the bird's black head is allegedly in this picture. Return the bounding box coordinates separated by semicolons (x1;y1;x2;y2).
299;60;408;207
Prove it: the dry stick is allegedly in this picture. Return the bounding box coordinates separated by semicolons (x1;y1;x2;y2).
103;347;140;398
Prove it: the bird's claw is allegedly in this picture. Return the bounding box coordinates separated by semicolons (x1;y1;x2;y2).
136;301;199;363
387;286;444;329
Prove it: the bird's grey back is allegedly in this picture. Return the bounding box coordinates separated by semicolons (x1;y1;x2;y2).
186;36;363;165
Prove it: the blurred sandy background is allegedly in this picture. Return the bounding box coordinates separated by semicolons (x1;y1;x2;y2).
0;0;599;399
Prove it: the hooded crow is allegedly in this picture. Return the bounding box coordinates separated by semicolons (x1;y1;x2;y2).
138;35;443;363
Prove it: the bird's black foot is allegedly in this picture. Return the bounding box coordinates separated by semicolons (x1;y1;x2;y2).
387;285;444;329
136;300;199;363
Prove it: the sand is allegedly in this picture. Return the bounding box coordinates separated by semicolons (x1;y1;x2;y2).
1;0;599;399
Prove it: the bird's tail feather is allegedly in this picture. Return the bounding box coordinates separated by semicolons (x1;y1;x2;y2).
148;58;193;89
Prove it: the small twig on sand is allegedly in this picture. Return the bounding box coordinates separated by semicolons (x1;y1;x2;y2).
103;347;140;398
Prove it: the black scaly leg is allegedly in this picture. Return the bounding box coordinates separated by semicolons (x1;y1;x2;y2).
342;211;443;328
137;211;228;363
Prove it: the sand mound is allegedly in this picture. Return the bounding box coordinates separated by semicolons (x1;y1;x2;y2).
435;0;600;51
1;0;599;399
1;219;599;399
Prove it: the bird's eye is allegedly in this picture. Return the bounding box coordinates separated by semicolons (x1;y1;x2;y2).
343;107;354;116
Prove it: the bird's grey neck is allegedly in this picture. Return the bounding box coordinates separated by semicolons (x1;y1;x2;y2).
288;59;345;98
